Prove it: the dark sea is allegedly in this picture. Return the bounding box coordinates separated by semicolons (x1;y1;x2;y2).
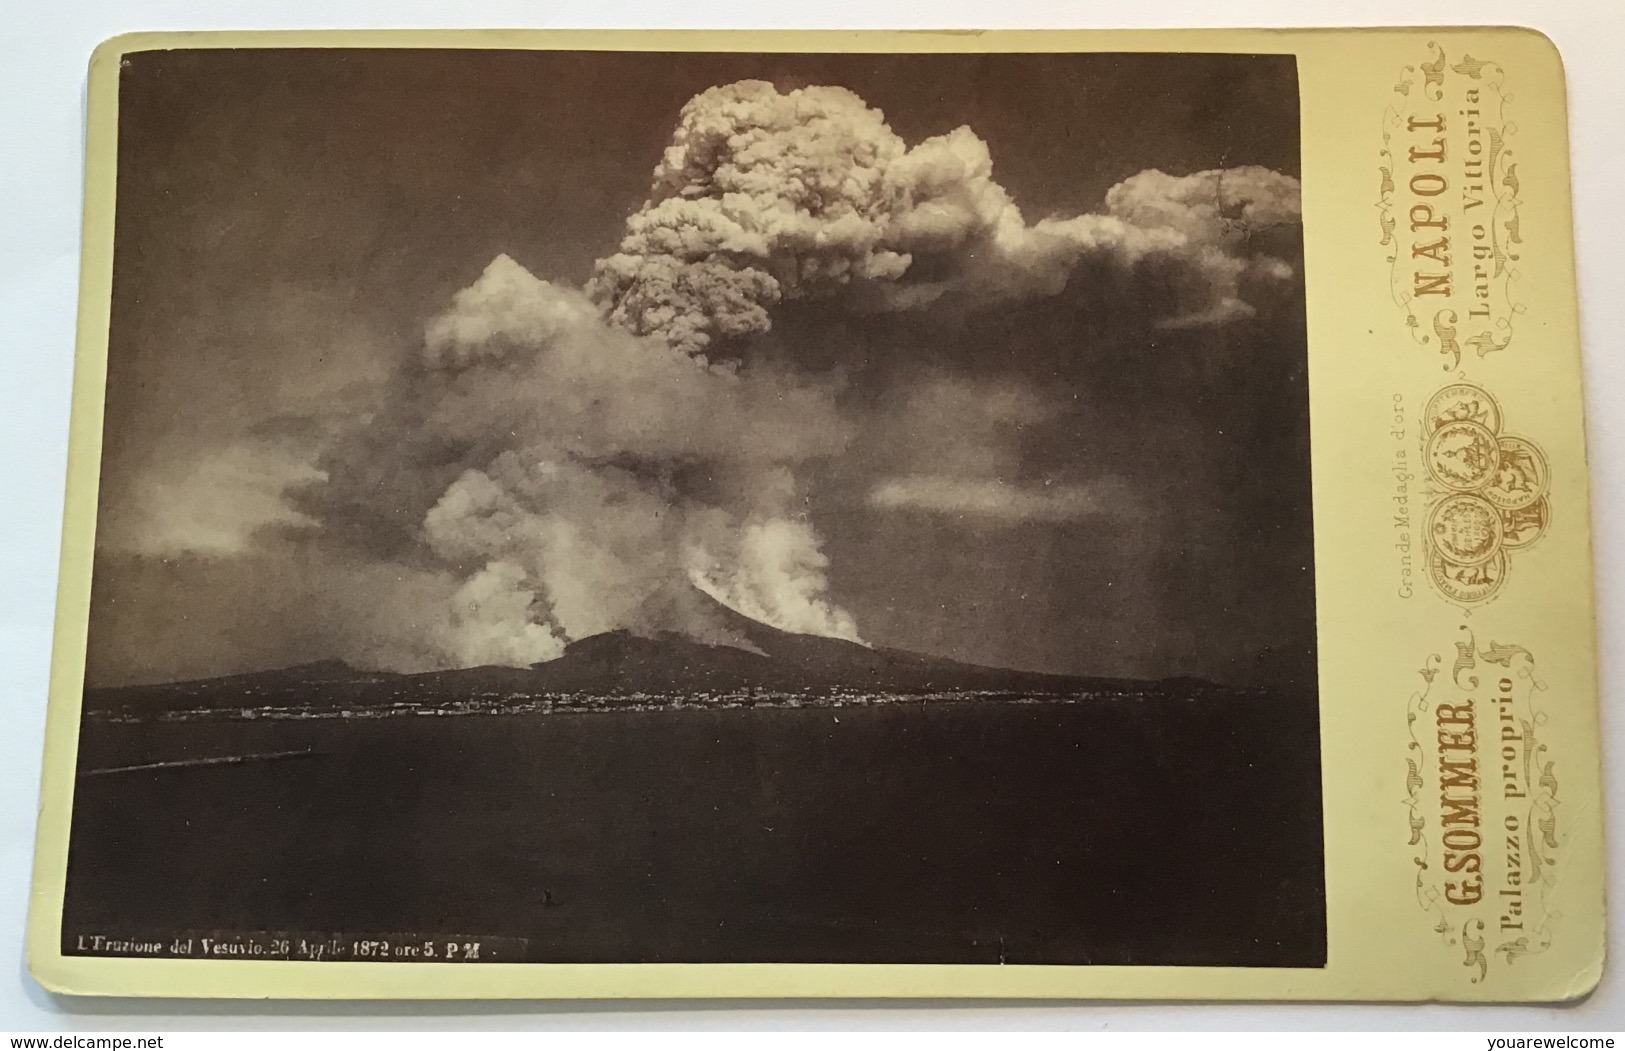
62;691;1325;966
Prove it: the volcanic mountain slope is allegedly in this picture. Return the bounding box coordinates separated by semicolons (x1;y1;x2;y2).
85;589;1249;713
83;657;402;714
417;589;1104;696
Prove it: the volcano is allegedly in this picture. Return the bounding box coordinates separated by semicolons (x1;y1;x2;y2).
69;594;1316;970
84;588;1246;715
415;587;1109;696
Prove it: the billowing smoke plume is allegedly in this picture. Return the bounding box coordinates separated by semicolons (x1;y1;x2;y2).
589;80;1301;359
316;256;858;668
255;79;1301;672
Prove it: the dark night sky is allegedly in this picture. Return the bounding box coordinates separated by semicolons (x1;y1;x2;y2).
87;48;1315;690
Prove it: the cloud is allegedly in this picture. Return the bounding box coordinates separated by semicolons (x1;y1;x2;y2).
292;252;860;669
588;82;914;360
589;80;1301;361
299;87;1299;671
861;373;1063;488
1026;165;1303;328
688;513;859;640
868;476;1118;523
99;441;326;558
84;546;485;685
94;78;1302;678
858;374;1138;529
423;254;602;371
440;561;568;667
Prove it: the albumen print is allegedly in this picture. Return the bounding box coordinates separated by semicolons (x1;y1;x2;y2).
62;47;1322;968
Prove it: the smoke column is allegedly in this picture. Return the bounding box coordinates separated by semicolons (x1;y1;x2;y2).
294;79;1300;671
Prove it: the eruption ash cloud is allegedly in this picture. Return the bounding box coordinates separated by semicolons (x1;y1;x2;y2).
589;80;1301;359
221;78;1300;673
314;255;857;668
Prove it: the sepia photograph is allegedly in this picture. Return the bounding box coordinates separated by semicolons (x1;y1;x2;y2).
60;46;1323;968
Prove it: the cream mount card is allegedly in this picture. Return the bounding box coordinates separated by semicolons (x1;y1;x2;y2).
27;27;1602;1001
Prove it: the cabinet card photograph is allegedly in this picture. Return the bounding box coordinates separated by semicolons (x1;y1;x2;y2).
28;28;1601;1002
